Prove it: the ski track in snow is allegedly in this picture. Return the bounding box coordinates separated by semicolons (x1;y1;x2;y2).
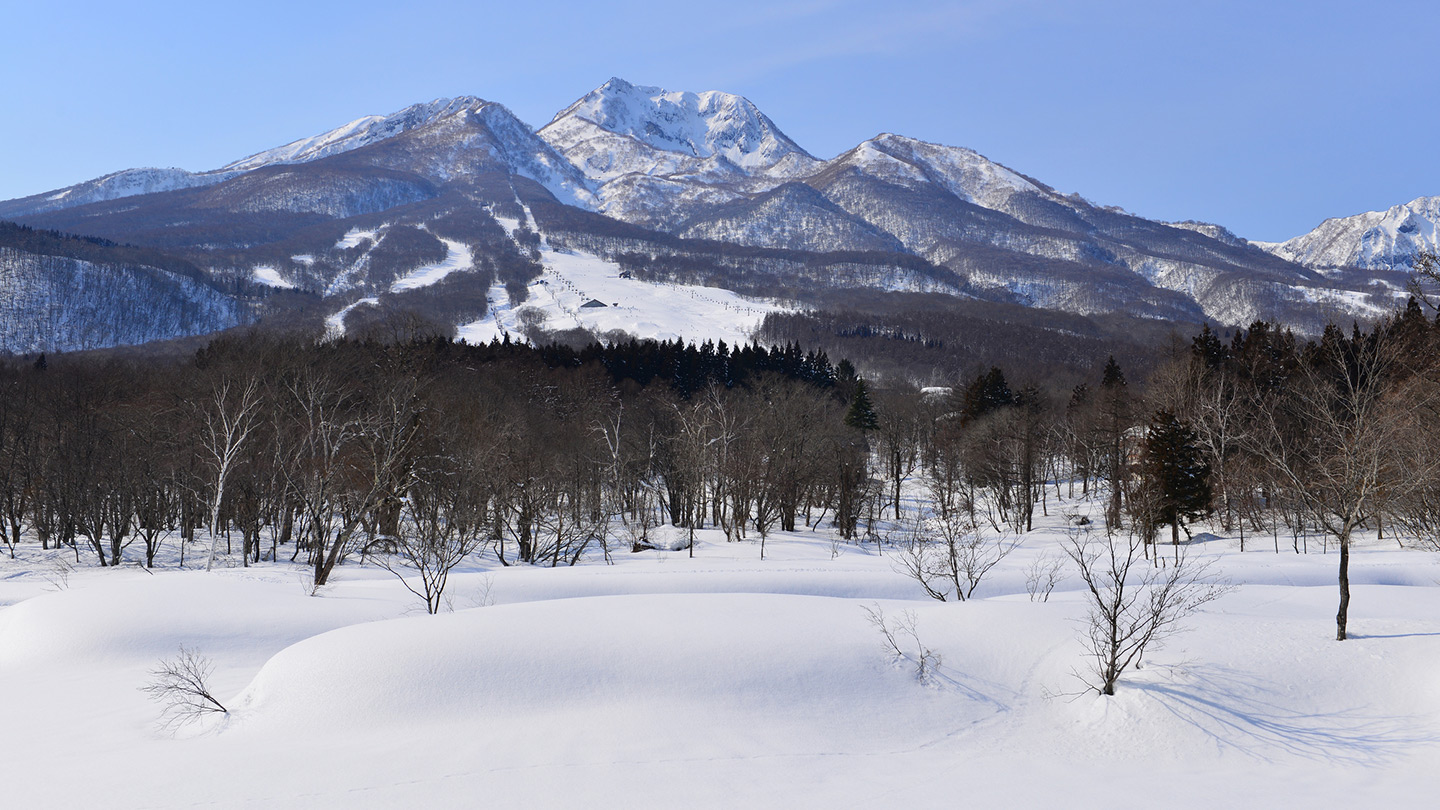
335;228;379;250
390;238;472;293
457;205;788;346
251;265;296;289
324;297;378;338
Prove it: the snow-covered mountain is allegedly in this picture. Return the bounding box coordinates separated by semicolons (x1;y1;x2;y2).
0;167;239;220
540;78;817;182
0;97;593;222
535;78;820;229
1258;196;1440;272
529;84;1349;328
0;78;1419;355
221;97;499;173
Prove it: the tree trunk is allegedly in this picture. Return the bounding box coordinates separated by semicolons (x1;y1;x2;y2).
1336;532;1351;641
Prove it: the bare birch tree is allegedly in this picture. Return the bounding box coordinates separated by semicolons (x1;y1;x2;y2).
202;376;262;571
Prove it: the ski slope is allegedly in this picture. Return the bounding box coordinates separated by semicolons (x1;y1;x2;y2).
390;238;472;293
459;208;788;346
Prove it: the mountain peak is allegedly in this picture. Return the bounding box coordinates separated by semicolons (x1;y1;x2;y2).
541;78;813;177
832;133;1042;208
1263;195;1440;270
221;96;498;173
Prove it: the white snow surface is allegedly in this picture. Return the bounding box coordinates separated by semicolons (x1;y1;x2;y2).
335;228;379;250
324;296;378;339
3;495;1440;809
250;265;296;289
389;238;472;293
458;216;785;346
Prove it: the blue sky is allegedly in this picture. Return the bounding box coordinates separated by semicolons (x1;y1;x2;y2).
3;0;1436;241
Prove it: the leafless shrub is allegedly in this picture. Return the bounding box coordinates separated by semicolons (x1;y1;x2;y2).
141;645;228;730
1064;526;1228;695
42;555;73;591
298;568;333;598
1025;552;1065;602
862;602;942;685
894;511;1016;602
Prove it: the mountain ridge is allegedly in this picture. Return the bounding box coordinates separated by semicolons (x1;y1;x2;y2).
0;77;1422;357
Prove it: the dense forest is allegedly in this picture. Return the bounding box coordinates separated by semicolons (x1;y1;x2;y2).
2;299;1438;639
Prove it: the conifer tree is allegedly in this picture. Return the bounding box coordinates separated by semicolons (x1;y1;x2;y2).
959;366;1014;424
1099;356;1132;527
1142;409;1212;549
845;379;879;432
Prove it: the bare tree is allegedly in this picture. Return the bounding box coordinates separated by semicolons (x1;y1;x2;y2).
895;507;1015;602
141;645;228;730
372;461;488;614
201;376;263;571
1065;526;1226;695
1245;327;1404;640
1024;552;1065;602
1407;251;1440;312
862;603;943;684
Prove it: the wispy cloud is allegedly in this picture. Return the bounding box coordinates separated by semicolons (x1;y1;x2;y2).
706;0;1070;84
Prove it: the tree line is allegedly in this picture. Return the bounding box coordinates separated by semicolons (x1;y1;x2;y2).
0;333;877;601
3;300;1438;644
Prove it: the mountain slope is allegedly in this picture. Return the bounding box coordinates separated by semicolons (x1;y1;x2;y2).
0;78;1417;356
1259;196;1440;272
0;168;238;220
0;224;247;353
2;97;593;223
680;182;906;253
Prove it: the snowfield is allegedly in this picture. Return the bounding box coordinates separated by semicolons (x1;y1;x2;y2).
389;237;473;293
4;500;1440;808
251;264;297;289
458;208;787;346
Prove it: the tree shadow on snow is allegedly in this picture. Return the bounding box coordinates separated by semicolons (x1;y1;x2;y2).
1132;665;1437;765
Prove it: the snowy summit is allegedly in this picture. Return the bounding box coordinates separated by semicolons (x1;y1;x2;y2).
539;77;818;182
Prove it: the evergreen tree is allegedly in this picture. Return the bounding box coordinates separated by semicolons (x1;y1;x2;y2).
835;358;859;400
1098;355;1131;527
845;379;879;431
960;366;1014;424
1142;409;1212;548
1191;324;1227;369
1101;355;1126;389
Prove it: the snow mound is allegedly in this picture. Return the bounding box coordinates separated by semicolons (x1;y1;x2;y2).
229;593;993;751
0;574;384;668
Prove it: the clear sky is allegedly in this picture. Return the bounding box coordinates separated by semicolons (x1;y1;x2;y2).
3;0;1436;242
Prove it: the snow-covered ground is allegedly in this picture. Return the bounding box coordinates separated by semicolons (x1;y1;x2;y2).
251;265;297;289
389;238;473;293
3;496;1440;808
459;209;787;346
324;296;378;339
